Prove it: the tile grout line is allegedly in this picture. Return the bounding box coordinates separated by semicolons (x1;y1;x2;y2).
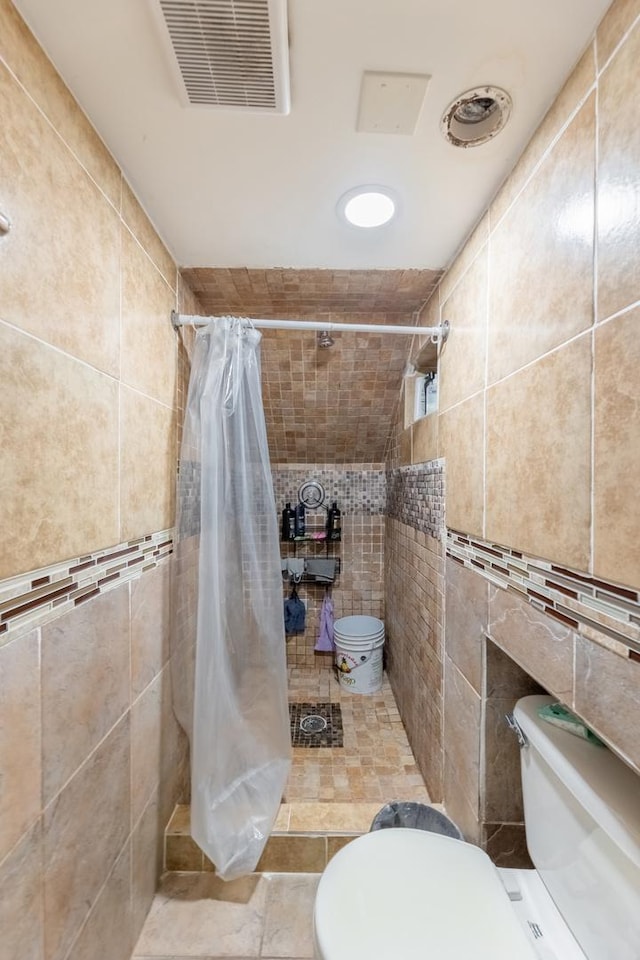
118;200;123;540
121;217;178;293
437;293;639;421
0;52;177;289
590;39;599;578
439;76;598;310
482;215;491;540
41;707;132;819
0;53;122;217
486;77;598;240
0;314;178;412
596;11;640;79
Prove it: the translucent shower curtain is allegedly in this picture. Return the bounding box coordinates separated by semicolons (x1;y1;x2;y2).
173;317;291;880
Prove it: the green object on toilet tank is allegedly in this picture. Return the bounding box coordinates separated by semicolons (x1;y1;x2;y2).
537;702;605;746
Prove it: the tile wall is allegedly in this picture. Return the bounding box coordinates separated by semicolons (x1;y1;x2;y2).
386;461;445;537
444;555;640;855
448;532;640;660
182;267;442;462
274;465;385;668
383;461;446;799
386;0;640;844
0;4;198;958
0;551;190;960
406;0;640;591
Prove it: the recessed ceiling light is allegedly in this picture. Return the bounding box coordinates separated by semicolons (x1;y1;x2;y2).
441;86;512;148
338;186;397;228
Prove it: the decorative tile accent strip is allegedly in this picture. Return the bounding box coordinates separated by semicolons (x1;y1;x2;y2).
272;465;386;516
447;530;640;660
386;460;445;537
0;530;173;643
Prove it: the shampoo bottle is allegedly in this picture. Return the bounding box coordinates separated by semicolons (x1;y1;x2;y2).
281;502;295;541
294;502;306;538
328;501;341;541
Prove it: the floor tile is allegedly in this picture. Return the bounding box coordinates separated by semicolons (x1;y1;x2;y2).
283;669;430;804
287;802;381;833
133;873;267;957
261;874;319;959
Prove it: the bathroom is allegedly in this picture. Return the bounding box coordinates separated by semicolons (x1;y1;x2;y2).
1;0;639;957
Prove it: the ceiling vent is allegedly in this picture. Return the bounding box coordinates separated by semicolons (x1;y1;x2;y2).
152;0;290;113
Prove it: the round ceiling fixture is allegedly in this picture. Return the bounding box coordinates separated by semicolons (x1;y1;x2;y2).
441;86;512;148
338;186;397;228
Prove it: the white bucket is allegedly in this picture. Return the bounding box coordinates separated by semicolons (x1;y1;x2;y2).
334;616;385;695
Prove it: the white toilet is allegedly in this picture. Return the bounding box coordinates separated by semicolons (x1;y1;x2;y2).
313;695;640;960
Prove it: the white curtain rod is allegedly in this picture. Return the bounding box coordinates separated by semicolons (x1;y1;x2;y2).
171;311;450;341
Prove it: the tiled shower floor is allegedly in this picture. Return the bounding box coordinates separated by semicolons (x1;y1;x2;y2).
284;667;430;803
134;671;432;958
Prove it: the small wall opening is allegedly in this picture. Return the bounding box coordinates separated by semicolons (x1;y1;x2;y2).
482;639;546;867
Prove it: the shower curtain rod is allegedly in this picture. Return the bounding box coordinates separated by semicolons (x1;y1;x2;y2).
171;310;450;341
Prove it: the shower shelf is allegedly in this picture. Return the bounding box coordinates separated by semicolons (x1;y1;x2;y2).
280;557;341;583
290;535;341;543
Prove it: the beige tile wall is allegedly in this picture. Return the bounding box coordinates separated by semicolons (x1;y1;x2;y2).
0;5;195;959
444;560;640;850
0;0;193;580
399;0;640;591
390;0;640;850
384;517;445;799
0;565;189;960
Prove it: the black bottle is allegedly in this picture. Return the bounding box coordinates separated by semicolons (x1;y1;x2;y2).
281;502;295;541
294;502;306;538
327;501;341;541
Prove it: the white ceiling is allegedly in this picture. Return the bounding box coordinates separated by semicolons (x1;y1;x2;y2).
14;0;611;270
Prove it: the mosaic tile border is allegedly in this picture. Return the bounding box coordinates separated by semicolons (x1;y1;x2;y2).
447;531;640;662
272;466;386;516
386;460;445;538
0;530;174;643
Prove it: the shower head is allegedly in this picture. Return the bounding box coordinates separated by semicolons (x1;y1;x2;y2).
317;330;334;348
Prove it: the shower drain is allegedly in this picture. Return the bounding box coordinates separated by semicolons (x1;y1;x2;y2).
288;702;343;747
300;714;327;735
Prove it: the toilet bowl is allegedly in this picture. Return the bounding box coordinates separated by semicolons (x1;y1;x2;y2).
313;695;640;960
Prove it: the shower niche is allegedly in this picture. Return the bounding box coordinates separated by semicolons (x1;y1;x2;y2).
404;334;439;427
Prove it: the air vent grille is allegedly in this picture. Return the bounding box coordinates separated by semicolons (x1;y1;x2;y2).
156;0;290;112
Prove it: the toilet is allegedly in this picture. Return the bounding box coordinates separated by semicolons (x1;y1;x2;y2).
313;695;640;960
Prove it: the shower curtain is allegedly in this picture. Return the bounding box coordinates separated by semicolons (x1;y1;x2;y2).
172;317;291;880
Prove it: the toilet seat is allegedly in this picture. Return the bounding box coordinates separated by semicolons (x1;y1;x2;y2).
313;828;538;960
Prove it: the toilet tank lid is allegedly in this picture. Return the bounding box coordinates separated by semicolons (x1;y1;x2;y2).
515;695;640;867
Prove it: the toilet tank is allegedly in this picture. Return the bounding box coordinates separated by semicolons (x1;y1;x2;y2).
514;695;640;960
